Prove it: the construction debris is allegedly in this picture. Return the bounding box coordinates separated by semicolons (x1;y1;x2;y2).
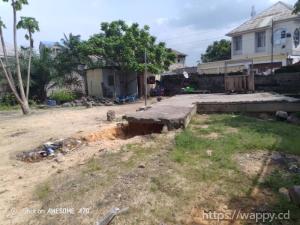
107;110;116;121
270;152;300;173
96;207;129;225
59;96;116;108
16;138;83;163
275;111;288;121
289;186;300;206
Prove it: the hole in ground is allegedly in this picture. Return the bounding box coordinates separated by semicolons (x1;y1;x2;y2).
82;122;164;142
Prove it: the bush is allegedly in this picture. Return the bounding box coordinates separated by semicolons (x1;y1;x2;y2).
0;93;17;106
49;90;76;103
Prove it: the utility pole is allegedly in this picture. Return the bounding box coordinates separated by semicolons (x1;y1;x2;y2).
271;19;274;75
144;48;147;107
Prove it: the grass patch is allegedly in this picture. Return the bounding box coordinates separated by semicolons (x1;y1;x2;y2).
27;114;300;225
0;104;20;111
82;158;101;173
170;114;300;224
35;182;52;200
262;170;300;192
261;170;300;224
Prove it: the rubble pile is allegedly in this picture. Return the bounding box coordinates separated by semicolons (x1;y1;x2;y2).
16;138;84;163
61;96;115;108
271;152;300;174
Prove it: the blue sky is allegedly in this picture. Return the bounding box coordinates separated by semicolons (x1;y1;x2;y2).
0;0;297;65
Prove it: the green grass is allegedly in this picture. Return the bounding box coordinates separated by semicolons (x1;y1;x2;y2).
261;170;300;224
0;104;20;111
82;158;102;174
35;182;52;200
170;114;300;224
28;114;300;225
173;114;300;162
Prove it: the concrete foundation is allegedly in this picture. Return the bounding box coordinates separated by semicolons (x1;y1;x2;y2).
124;93;300;130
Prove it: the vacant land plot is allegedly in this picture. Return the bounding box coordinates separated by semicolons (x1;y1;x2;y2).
0;102;147;224
7;114;299;225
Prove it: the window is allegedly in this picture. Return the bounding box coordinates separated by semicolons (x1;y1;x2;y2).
294;28;300;48
255;31;266;52
233;36;242;54
274;28;287;46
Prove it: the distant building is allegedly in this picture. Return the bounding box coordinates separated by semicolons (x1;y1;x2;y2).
85;68;138;98
169;49;187;71
39;41;62;57
198;1;300;75
172;66;198;74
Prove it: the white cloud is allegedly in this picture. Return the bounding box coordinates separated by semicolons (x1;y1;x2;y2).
155;18;168;25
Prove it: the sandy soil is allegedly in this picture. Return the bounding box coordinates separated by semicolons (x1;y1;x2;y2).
0;102;145;224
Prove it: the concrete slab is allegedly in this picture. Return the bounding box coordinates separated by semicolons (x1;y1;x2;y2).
124;93;300;130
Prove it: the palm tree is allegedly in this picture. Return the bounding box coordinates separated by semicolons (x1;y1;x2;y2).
17;16;39;100
0;0;30;114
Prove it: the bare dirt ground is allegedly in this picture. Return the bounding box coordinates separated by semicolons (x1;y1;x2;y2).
1;106;299;225
0;102;145;225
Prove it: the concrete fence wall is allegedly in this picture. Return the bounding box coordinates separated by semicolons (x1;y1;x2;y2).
255;73;300;93
161;72;300;95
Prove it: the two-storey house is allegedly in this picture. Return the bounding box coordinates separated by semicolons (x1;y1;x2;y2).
198;1;300;75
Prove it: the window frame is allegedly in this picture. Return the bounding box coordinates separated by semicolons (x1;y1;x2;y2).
274;28;287;46
255;31;266;52
233;35;242;55
294;28;300;48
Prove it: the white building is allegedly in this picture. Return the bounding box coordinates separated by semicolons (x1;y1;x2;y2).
169;49;186;71
198;1;300;75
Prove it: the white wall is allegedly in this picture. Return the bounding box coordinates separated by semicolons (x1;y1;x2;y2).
231;19;300;61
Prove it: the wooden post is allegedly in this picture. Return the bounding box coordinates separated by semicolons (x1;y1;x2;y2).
144;48;147;107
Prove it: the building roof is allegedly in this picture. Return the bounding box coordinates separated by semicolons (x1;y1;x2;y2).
227;1;298;36
39;41;61;49
173;66;198;74
0;42;15;57
171;49;187;57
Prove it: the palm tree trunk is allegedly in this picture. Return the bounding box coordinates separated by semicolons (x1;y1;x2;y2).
12;0;29;114
26;32;32;100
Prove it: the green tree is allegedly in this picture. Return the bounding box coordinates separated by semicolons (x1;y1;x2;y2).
82;20;175;74
201;39;231;63
55;34;84;75
17;16;39;100
30;48;58;101
0;0;30;114
293;0;300;14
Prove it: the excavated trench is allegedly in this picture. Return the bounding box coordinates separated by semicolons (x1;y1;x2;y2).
82;122;164;142
17;122;164;163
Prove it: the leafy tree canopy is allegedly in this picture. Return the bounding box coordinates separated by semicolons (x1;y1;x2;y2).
2;0;28;11
54;33;88;76
81;20;176;74
17;17;39;39
30;48;58;101
293;0;300;14
201;39;231;63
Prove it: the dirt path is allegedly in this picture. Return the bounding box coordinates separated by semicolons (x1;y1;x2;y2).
0;102;145;224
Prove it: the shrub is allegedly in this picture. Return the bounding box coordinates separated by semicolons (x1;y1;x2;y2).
49;90;76;103
0;93;17;106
